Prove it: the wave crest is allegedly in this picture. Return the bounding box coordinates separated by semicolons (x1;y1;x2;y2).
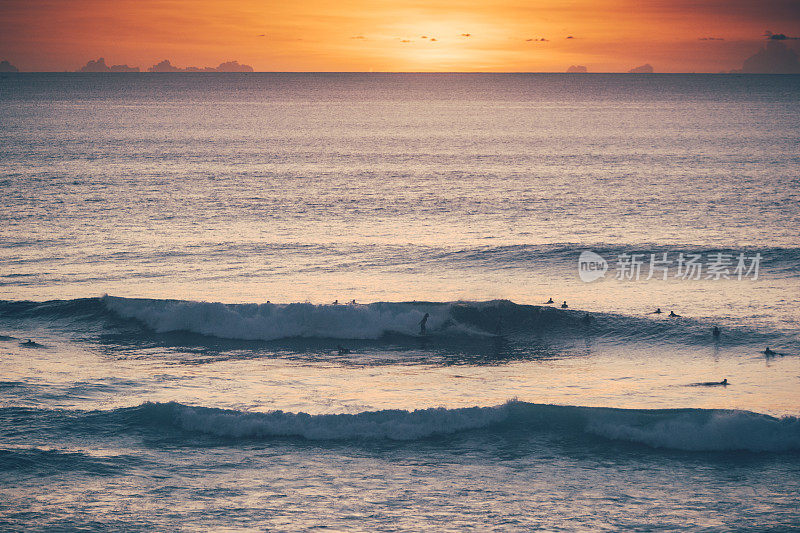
125;401;800;452
1;296;795;348
158;402;507;440
583;407;800;452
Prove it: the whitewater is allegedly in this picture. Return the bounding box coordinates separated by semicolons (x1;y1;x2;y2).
1;73;799;531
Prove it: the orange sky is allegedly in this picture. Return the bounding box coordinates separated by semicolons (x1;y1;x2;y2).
1;0;798;72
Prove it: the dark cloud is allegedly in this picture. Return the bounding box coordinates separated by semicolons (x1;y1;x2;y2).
699;37;725;40
0;60;20;72
628;63;654;73
736;39;800;73
148;59;253;73
526;38;548;42
400;39;411;43
566;65;587;72
430;38;437;41
566;35;575;39
77;58;138;72
257;34;266;37
461;33;471;37
421;36;428;39
351;35;366;39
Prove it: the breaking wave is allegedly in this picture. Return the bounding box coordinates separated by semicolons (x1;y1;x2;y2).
101;296;456;340
0;296;794;348
158;401;800;451
11;401;797;452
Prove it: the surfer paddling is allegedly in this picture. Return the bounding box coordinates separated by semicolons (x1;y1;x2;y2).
692;378;728;386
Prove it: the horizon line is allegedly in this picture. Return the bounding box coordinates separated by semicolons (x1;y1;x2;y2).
2;71;789;75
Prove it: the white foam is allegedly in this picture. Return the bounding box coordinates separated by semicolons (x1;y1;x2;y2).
165;402;509;440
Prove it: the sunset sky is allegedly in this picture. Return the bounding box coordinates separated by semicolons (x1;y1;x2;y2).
1;0;798;72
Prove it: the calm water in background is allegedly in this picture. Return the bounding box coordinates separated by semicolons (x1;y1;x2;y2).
1;73;799;531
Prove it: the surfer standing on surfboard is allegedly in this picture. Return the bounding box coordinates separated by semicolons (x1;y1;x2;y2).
419;313;429;335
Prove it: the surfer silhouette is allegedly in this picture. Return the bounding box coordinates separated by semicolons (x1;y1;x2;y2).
668;311;681;317
419;313;429;335
545;298;554;304
561;301;568;308
650;308;662;314
712;326;720;338
337;345;351;355
764;347;776;356
694;378;728;386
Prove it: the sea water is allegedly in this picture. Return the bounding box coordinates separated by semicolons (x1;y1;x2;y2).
1;73;799;531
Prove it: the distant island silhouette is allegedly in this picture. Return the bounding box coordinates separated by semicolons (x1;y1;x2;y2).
78;58;139;72
75;58;254;73
628;64;654;73
0;60;19;72
7;39;799;74
147;59;254;72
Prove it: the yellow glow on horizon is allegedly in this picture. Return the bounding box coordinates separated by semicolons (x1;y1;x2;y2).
0;0;796;72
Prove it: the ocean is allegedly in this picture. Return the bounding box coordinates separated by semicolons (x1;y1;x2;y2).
1;73;799;531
